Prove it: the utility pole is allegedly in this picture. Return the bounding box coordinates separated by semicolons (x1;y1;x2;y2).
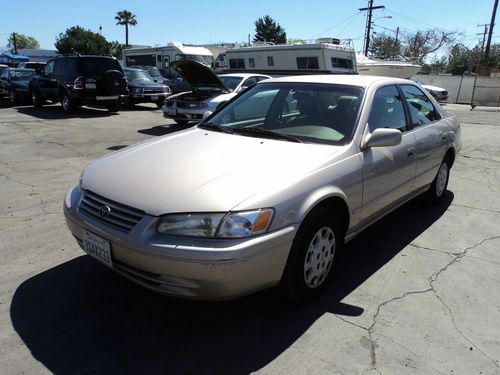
359;0;385;56
12;32;18;55
477;24;489;60
484;0;498;61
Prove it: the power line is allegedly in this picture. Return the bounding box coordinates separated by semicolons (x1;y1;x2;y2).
311;12;360;39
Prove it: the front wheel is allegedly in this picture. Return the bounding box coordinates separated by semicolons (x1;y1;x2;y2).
278;207;341;303
424;158;450;205
9;91;18;105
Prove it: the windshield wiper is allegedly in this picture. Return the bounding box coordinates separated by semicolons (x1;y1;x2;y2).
198;122;234;134
232;127;302;143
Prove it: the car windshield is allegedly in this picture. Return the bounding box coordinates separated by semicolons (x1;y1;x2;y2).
205;83;365;145
125;69;154;82
11;70;36;81
218;76;243;91
178;54;214;67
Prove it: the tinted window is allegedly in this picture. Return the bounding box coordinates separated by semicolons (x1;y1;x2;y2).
80;57;122;77
267;56;274;66
242;77;259;88
126;54;156;67
55;57;78;79
368;85;408;132
249;58;255;68
218;76;243;91
401;84;441;126
331;58;353;69
229;59;245;69
297;57;319;69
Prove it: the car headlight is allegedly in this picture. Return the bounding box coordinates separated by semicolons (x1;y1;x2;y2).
156;209;274;238
188;102;209;108
163;86;171;93
133;87;143;94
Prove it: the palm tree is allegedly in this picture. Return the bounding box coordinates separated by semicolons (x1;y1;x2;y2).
115;10;137;47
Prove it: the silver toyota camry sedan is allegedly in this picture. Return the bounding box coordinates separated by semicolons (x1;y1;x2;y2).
64;75;461;302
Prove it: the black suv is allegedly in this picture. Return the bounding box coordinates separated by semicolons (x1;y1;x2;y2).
29;55;128;112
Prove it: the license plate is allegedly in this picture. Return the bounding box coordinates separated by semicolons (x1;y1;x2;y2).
96;96;119;100
82;230;112;267
167;108;177;116
151;95;159;101
85;83;96;89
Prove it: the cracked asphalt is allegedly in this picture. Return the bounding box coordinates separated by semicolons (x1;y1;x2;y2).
0;101;499;374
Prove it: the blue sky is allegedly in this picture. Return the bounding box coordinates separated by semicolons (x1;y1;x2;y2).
0;0;497;57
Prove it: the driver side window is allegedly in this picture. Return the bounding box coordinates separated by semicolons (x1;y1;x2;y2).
44;60;55;76
368;85;407;132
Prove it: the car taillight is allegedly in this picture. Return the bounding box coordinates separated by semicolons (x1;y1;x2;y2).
74;76;84;90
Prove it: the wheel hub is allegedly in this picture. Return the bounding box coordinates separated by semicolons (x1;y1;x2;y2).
304;226;335;288
436;162;448;197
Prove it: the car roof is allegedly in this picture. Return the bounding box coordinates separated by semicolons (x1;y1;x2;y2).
123;67;145;72
262;74;413;88
7;68;36;71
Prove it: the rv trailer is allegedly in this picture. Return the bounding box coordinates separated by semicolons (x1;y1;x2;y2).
220;41;357;75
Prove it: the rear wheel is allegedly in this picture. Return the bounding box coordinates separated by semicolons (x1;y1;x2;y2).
61;92;75;113
278;207;341;303
31;89;44;107
424;157;451;205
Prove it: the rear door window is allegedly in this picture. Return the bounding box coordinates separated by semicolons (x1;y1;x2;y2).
400;84;441;127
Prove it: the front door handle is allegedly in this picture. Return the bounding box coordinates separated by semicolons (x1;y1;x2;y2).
406;147;415;157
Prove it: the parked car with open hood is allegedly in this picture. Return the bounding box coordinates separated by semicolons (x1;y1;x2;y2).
64;74;461;302
123;68;170;108
162;60;270;125
29;55;128;112
0;68;37;104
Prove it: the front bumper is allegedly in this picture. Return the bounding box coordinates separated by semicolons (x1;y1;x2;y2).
64;186;296;300
129;92;169;104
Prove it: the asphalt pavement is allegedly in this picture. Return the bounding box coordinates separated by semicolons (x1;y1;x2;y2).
0;101;499;374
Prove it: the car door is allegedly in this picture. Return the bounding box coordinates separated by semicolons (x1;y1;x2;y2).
400;84;450;188
38;60;57;98
361;84;417;222
0;70;7;94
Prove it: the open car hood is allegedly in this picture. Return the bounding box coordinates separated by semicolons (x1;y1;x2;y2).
170;60;227;91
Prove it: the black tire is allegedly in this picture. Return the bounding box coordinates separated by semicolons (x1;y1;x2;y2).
9;90;18;105
31;88;44;107
61;92;75;113
278;207;342;303
156;100;164;109
424;157;451;205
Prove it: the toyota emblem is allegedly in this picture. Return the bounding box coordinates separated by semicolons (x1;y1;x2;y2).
99;205;111;218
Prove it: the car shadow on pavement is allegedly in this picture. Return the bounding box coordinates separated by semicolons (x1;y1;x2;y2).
10;193;453;374
16;105;120;119
138;123;193;136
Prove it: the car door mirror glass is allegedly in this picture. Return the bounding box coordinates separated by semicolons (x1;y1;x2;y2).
202;111;213;121
362;127;402;149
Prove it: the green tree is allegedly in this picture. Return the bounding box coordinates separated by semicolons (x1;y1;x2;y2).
7;33;40;52
115;10;138;47
368;33;401;59
55;26;112;55
288;38;306;45
253;15;286;44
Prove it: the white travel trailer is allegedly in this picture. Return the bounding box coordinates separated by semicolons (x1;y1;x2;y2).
123;42;214;71
221;41;357;75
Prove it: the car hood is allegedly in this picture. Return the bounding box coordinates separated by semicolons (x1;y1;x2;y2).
170;60;227;91
82;128;343;216
128;81;166;89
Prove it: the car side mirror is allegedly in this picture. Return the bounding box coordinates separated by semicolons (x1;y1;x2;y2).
362;128;402;149
202;111;213;121
238;85;248;92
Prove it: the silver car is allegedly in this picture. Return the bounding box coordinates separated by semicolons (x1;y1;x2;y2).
64;75;461;302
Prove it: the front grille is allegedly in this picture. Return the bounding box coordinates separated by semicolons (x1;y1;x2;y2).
79;190;145;233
